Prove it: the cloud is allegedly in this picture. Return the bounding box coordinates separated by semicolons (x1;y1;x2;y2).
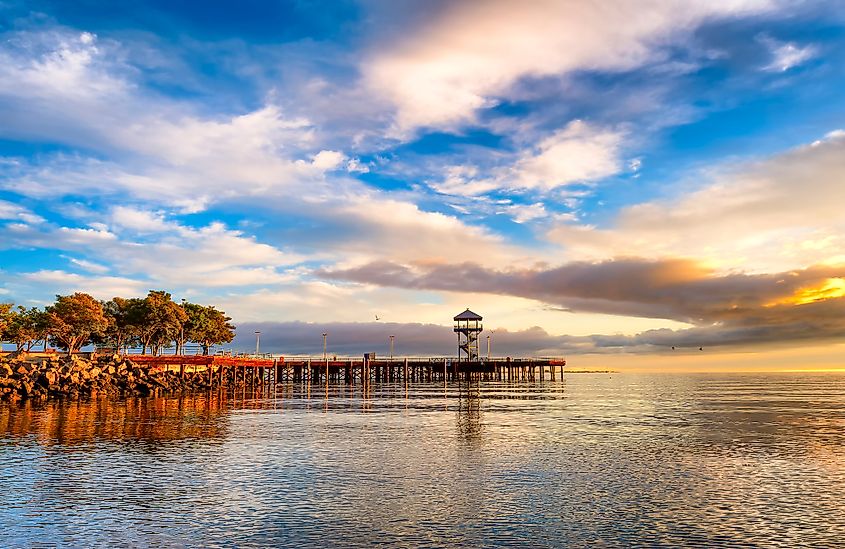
0;200;44;224
1;213;303;289
499;202;548;224
311;150;346;170
321;257;845;349
23;270;147;300
547;130;845;272
0;26;525;269
510;121;624;189
110;206;173;233
759;35;816;71
66;257;110;274
431;120;624;200
234;320;583;357
272;187;529;266
365;0;776;134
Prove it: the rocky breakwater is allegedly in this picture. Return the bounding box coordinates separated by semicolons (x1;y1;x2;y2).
0;354;215;401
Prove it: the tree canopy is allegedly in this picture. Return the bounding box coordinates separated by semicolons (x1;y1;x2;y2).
0;303;14;343
1;291;237;356
46;293;109;353
183;303;235;355
5;306;49;352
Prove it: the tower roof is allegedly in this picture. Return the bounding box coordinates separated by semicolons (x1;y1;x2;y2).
453;308;482;321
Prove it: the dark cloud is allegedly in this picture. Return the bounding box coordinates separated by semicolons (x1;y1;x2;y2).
317;258;845;350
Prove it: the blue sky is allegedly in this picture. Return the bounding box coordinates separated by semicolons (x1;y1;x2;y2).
2;1;845;361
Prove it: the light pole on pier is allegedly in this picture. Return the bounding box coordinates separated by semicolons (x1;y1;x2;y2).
255;331;261;356
389;335;395;360
322;332;328;360
487;334;491;360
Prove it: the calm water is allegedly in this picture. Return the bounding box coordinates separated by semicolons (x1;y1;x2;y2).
1;373;844;547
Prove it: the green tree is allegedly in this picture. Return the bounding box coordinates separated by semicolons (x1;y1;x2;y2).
98;297;143;353
135;290;187;355
184;303;235;355
46;293;108;354
5;306;49;352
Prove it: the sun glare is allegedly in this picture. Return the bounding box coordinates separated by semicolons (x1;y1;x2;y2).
769;277;845;306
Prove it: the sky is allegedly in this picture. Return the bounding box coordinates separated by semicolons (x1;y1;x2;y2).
1;1;844;369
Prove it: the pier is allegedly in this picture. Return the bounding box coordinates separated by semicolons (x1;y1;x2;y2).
125;354;566;388
121;309;566;389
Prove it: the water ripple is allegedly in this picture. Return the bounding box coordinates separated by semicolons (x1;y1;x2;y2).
1;373;844;547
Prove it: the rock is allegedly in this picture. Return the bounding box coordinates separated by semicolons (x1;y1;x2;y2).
1;353;221;401
37;371;58;389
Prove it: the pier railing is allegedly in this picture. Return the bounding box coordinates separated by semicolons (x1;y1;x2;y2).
106;354;566;386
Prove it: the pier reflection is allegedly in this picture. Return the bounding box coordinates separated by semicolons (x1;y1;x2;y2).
456;382;483;442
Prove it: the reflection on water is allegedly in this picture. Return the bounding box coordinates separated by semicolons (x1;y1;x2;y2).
1;373;845;547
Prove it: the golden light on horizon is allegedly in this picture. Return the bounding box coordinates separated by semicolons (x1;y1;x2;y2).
767;277;845;307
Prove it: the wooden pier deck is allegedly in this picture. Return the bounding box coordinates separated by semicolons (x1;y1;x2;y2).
125;355;566;387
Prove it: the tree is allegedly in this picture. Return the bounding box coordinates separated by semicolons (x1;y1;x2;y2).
98;297;143;352
135;290;187;355
5;306;49;352
184;303;235;355
46;293;108;354
0;302;14;347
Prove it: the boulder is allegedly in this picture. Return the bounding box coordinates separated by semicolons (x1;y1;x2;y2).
36;371;58;389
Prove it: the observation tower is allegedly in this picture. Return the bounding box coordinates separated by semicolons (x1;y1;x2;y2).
454;309;483;361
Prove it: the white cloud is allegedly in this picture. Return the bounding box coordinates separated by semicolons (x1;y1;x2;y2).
311;150;346;170
432;120;624;196
314;190;528;266
345;157;370;173
0;200;44;224
760;36;816;71
110;206;173;233
431;165;498;197
547;130;845;272
500;202;548;224
0;30;127;103
24;270;147;299
512;121;623;189
67;257;110;274
365;0;776;134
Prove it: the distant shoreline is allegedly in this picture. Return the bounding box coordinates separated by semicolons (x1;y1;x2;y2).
566;369;617;374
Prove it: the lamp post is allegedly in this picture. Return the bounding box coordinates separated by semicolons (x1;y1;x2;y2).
255;331;261;356
487;333;491;360
322;332;328;360
389;335;395;360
